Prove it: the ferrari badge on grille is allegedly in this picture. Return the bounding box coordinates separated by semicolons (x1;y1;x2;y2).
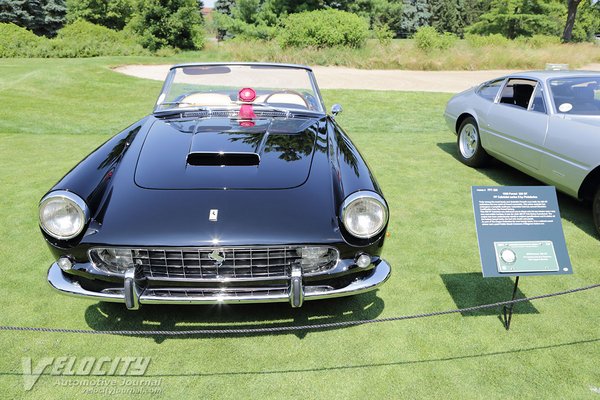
208;249;225;267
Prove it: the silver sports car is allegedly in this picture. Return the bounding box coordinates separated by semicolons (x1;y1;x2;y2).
444;71;600;235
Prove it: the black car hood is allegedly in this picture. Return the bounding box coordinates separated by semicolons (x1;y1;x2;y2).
135;117;319;190
83;115;340;247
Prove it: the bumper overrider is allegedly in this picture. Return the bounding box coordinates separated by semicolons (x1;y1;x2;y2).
47;259;391;310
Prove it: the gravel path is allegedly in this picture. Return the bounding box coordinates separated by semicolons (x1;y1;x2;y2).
113;64;600;94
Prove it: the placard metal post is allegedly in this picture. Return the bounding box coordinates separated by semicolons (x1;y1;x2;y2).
502;276;520;330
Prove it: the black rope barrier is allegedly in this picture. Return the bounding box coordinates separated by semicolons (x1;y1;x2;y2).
0;282;598;336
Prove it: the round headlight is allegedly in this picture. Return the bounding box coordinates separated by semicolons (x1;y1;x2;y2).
39;191;89;240
341;192;388;239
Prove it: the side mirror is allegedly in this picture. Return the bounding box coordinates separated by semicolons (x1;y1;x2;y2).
331;104;343;116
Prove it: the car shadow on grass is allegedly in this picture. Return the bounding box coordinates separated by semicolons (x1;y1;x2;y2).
437;141;598;239
83;291;385;342
440;272;539;317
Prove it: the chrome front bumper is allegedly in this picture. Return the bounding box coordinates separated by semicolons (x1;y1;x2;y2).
47;260;391;310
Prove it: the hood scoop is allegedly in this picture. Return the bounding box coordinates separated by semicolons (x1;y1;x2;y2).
135;117;321;190
187;152;260;166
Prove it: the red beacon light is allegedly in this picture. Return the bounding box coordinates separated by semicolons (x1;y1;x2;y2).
238;87;257;127
239;104;256;122
238;87;256;103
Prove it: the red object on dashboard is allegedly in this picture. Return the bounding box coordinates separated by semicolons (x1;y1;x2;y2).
238;87;256;102
239;104;256;120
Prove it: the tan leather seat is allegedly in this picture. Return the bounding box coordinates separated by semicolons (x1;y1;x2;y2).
179;93;232;107
267;93;307;107
256;93;307;108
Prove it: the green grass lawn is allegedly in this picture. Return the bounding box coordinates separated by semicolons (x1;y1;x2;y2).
1;58;600;399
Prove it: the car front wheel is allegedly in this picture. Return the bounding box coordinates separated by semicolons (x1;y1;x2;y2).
457;117;489;167
593;187;600;236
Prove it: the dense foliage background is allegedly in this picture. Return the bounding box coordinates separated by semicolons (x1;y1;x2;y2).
212;0;600;43
0;0;205;54
0;0;599;58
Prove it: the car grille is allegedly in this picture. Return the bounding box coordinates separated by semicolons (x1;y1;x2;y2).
125;246;337;281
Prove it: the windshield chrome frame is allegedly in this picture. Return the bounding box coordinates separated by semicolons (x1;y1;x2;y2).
153;62;326;115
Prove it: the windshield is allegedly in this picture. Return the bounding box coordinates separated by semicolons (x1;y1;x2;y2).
154;64;325;114
548;76;600;116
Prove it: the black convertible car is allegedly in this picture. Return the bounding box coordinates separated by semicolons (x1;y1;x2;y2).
40;62;391;309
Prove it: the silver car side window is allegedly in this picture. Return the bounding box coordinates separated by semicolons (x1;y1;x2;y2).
477;79;504;101
498;78;536;110
528;83;547;114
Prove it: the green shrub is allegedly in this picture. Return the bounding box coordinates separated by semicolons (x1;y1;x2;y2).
374;24;394;46
414;26;456;52
0;20;150;58
278;9;369;49
0;23;43;57
212;12;275;40
66;0;133;30
464;33;510;48
126;0;205;51
53;20;148;57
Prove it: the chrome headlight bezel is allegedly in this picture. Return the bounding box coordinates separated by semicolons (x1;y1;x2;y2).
340;191;388;239
39;190;90;240
88;247;134;276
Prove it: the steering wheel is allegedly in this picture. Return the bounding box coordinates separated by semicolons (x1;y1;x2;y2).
263;90;309;108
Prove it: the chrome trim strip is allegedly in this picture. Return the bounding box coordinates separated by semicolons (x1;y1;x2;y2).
47;260;391;306
170;62;313;72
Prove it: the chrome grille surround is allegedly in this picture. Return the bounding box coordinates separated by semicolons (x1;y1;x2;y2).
89;246;339;281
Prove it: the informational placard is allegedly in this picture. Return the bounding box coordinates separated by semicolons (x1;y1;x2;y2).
471;186;572;277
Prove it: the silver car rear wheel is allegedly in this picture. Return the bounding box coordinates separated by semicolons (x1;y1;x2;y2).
459;123;478;158
457;117;489;167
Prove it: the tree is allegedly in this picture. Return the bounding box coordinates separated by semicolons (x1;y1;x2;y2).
126;0;205;50
562;0;582;41
430;0;485;36
343;0;404;35
214;0;235;38
0;0;65;36
370;0;404;34
569;0;600;41
430;0;462;35
401;0;431;36
467;0;565;39
214;0;404;39
213;0;278;40
42;0;66;36
231;0;261;24
66;0;134;30
214;0;235;15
